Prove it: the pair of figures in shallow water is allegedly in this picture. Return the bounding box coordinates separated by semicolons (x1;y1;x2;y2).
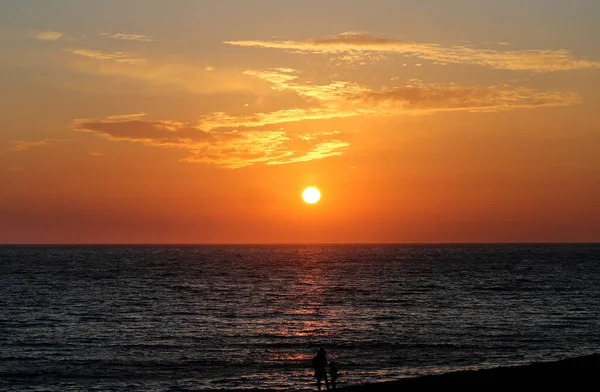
312;347;339;390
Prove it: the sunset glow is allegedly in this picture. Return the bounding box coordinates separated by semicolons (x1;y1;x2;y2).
2;4;599;392
1;1;599;244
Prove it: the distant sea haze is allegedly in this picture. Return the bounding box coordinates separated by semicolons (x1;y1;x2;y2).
1;244;599;391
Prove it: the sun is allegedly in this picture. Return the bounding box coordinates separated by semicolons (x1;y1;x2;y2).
302;187;321;204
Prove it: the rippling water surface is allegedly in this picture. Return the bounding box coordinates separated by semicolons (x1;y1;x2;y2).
1;244;600;391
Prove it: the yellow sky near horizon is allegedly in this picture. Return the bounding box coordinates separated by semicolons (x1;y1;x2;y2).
1;0;600;243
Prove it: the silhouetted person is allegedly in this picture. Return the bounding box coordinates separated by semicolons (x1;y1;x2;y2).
329;361;339;389
312;347;329;391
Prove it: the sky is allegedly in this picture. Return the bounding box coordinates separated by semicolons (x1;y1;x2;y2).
1;0;600;244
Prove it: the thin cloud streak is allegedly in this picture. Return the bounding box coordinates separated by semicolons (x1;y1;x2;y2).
68;48;146;64
72;115;350;169
225;33;600;72
10;140;48;151
66;51;268;95
10;138;68;151
31;31;64;41
198;69;580;130
101;33;154;42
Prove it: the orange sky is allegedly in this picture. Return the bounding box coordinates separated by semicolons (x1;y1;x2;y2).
1;0;600;243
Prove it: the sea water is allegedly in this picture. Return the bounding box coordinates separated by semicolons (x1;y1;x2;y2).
1;244;600;391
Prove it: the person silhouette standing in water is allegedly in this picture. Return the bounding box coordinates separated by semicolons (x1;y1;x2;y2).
312;347;330;391
329;361;339;389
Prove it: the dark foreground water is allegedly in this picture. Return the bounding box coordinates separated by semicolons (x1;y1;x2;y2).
1;244;600;391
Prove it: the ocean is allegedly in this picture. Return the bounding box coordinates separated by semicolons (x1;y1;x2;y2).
1;244;599;391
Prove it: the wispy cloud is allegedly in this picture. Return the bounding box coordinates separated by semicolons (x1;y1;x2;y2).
197;69;579;130
10;140;48;151
30;31;64;41
67;60;578;168
347;81;580;113
101;33;154;42
72;114;349;169
225;32;600;72
200;107;358;131
68;48;146;64
10;138;68;151
66;50;267;94
265;139;350;166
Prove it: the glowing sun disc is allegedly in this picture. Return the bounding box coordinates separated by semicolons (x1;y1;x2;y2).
302;187;321;204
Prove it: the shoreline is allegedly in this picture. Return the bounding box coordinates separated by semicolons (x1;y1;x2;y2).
339;353;600;390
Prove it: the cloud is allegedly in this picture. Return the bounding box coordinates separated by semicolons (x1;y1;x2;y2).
68;64;578;168
225;32;600;72
10;138;68;151
68;48;146;64
101;33;154;42
10;140;48;151
346;81;580;113
267;140;350;166
243;69;299;86
199;107;357;131
31;31;64;41
72;114;349;169
196;69;579;130
89;152;104;157
66;49;267;94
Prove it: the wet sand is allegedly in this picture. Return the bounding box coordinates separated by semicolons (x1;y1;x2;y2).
340;354;600;390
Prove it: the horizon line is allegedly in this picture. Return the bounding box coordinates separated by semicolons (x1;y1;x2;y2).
1;242;599;246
